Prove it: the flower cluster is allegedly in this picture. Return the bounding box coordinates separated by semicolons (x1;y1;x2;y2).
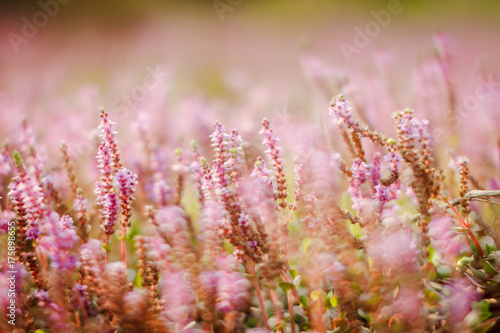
38;213;80;271
2;37;500;333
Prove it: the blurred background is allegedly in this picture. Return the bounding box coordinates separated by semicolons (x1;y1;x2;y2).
1;0;499;183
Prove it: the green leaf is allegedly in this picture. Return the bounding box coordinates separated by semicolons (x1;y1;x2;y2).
471;317;498;333
299;295;309;309
484;261;499;275
330;294;338;307
473;300;490;313
468;265;486;279
348;222;363;238
289;268;298;279
472;243;481;258
458;256;475;268
279;282;295;292
485;243;493;256
437;265;452;278
102;243;111;252
13;150;24;168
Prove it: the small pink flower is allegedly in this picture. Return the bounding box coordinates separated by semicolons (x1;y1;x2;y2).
368;229;419;271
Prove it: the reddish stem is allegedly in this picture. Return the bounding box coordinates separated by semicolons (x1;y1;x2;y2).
105;234;110;263
245;260;270;330
444;199;484;257
121;226;127;263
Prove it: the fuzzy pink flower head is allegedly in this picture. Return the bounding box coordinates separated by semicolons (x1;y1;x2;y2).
115;168;138;198
143;235;171;263
384;151;403;174
348;158;368;210
33;289;68;331
329;94;357;127
368;229;420;271
199;199;226;234
100;191;119;235
216;269;251;313
152;179;173;206
96;142;114;179
350;158;368;183
156;205;188;235
443;279;480;322
428;215;465;262
369;152;382;186
8;173;45;240
260;118;281;159
250;157;274;193
73;191;87;212
214;254;238;272
199;270;218;297
80;239;105;277
395;109;430;148
373;184;392;207
161;270;196;323
98;110;118;145
210;121;228;160
39;213;80;271
391;287;424;321
314;253;345;287
226;129;244;166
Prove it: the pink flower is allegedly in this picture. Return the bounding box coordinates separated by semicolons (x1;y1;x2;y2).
369;153;382;186
115;167;138;227
443;279;480;321
161;270;196;323
216;269;251;313
428;215;465;263
39;213;80;271
348;158;368;211
368;229;419;271
329;94;357;127
8;171;45;240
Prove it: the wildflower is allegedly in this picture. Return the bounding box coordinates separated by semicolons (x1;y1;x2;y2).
69;283;95;318
38;213;80;271
115;168;138;228
442;279;480;322
8;161;45;241
329;94;356;127
428;215;465;263
34;290;69;331
369;152;382;186
214;255;251;313
152;179;173;207
161;270;195;324
216;269;251;313
98;108;122;172
96;142;119;235
367;229;419;271
348;158;368;211
260;118;288;208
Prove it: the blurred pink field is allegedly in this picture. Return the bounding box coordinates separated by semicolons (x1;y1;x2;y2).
1;2;500;332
